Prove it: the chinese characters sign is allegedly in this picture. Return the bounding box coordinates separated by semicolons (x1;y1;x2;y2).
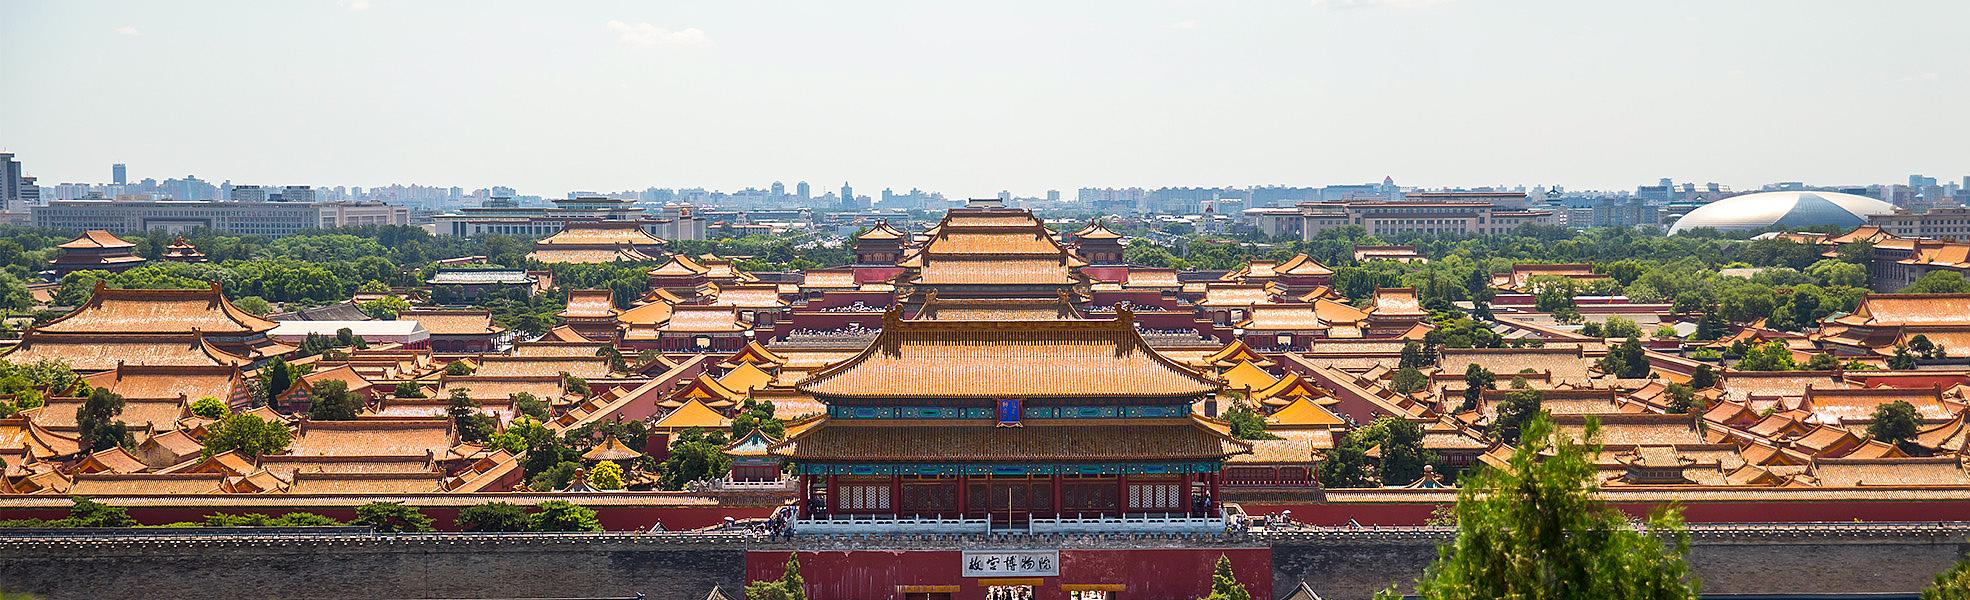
996;398;1023;427
962;549;1059;577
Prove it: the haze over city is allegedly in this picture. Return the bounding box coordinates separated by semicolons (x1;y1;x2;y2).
5;0;1968;198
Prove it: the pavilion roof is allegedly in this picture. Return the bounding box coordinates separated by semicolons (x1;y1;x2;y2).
653;399;732;431
285;471;448;494
543;326;594;343
259;454;436;479
1198;284;1273;308
914;293;1085;321
527;247;662;264
1809;457;1970;487
56;230;138;250
1253;372;1328;403
1267;397;1346;427
1219;360;1280;393
1123;268;1181;289
717;362;775;393
402;309;504;336
473;356;614;379
1801;386;1958;425
1071;219;1123;240
771;416;1249;462
1195;340;1275;368
914;257;1079;286
719;340;789;368
650;254;711;277
856;221;906;241
1372;288;1426;317
708;284;789;309
659;305;747;333
533;221;666;247
67;363;245;403
797;310;1221;399
25;396;186;431
617;300;675;326
582;437;645;462
1550;413;1705;448
0;418;82;462
1237;303;1330;332
38;283;277;335
560;290;620;319
288;418;454;457
1275;254;1333;277
74;446;151;474
1831;294;1970;327
69;473;225;495
509;341;611;358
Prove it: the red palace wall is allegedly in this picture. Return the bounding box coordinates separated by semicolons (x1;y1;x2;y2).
747;547;1272;600
1238;497;1970;526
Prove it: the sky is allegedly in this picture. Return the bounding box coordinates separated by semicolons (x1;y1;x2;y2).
3;0;1968;199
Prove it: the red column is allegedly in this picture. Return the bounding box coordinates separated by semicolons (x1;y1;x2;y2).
957;474;969;518
1180;473;1193;516
1117;473;1129;516
825;474;838;514
892;474;903;518
798;474;811;515
1051;474;1063;519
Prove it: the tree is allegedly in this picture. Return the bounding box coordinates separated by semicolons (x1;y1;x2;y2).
445;360;474;376
729;398;785;439
1200;555;1255;600
353;501;434;533
261;357;297;405
1601;317;1643;339
1316;434;1374;488
1868;401;1922;452
446;388;495;443
232;295;272;316
529;500;602;532
1664;383;1700;415
75;386;130;452
358;295;411;320
1400;341;1431;369
1904;271;1970;294
1690;365;1718;389
65;496;137;527
590;460;625;490
1805;352;1841;371
512;392;551;421
308;379;363;421
1924;555;1970;600
1734;341;1799;372
456;502;533;532
1694;309;1727;341
745;554;807;600
1391;366;1430;395
1369;417;1436;486
657;428;731;490
393;381;426;398
1222;403;1279;440
1377;414;1700;600
528;461;583;492
1460;364;1494;412
1490;383;1543;444
189;396;229;419
1598;337;1651;379
202;413;292;459
1891;345;1919;370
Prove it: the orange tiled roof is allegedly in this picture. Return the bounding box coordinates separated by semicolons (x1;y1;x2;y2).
533;221;666;247
915;294;1085;321
649;254;711;277
560;290;620;319
1371;288;1426;317
709;284;789;309
527;247;661;264
260;454;437;479
286;471;447;494
1199;284;1274;308
1275;254;1333;277
1831;294;1970;327
770;417;1250;462
659;305;747;333
37;283;277;335
509;341;611;358
473;356;614;379
797;310;1220;399
1237;303;1330;332
1809;457;1970;487
56;230;138;250
4;332;252;372
916;257;1078;286
82;364;242;401
288;418;454;457
69;473;224;495
720;340;789;368
402;309;504;336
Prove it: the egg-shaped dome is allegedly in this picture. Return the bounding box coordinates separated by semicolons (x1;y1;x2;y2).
1667;191;1896;234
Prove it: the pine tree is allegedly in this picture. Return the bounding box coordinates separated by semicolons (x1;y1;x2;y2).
745;554;807;600
1200;555;1253;600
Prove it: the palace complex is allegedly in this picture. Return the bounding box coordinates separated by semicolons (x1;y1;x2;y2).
12;207;1970;597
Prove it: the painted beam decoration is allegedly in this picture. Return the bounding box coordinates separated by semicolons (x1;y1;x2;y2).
962;549;1059;577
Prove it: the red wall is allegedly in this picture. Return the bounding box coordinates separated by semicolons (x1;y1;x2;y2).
0;503;777;532
747;547;1271;600
1239;498;1970;526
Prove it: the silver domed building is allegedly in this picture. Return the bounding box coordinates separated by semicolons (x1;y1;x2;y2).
1667;191;1896;234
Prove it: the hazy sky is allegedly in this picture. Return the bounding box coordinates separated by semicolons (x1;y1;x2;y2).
4;0;1967;199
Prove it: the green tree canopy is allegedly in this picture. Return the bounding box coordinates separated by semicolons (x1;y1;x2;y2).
1379;414;1700;600
529;500;603;532
1868;400;1922;452
1201;555;1255;600
202;413;292;459
307;379;363;421
456;502;532;532
353;501;434;533
745;554;808;600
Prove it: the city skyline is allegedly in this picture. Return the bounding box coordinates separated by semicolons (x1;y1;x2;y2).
4;0;1968;198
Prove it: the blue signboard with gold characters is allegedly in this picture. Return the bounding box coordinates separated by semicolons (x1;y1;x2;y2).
996;398;1023;427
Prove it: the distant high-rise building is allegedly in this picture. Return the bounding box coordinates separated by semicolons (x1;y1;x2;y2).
771;181;786;197
19;176;40;207
281;186;317;203
796;181;810;200
1047;190;1061;203
231;185;267;202
112;163;127;185
1912;175;1939;188
0;153;22;212
840;182;855;209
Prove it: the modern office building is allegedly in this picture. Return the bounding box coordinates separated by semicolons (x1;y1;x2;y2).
280;186;317;203
112;163;127;185
1253;197;1556;239
0;153;22;212
432;195;706;241
32;199;409;237
230;185;268;202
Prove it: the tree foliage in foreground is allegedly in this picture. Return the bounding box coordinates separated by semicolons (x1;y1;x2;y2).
1377;414;1700;600
745;554;807;600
